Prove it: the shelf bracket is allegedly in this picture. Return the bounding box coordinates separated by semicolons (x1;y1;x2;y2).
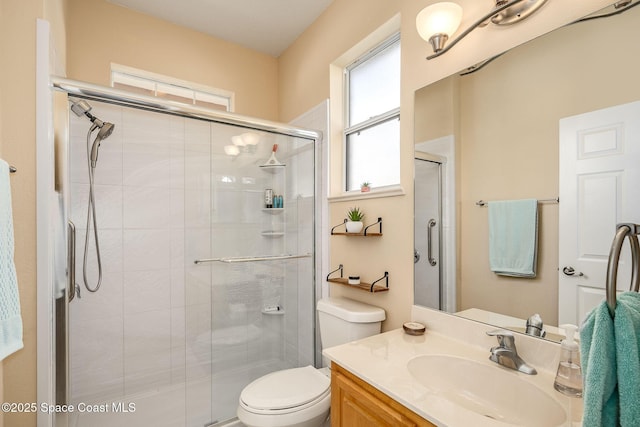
331;219;347;235
370;271;389;292
327;264;344;281
364;217;382;236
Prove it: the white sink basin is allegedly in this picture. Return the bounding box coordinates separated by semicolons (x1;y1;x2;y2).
407;355;566;426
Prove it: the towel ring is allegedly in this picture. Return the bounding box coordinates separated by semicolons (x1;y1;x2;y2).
605;223;640;317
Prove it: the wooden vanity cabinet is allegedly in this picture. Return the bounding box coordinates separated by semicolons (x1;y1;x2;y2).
331;363;436;427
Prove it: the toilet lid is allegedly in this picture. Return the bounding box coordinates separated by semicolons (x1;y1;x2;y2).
240;366;330;410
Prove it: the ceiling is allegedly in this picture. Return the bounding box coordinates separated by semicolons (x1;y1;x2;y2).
107;0;334;57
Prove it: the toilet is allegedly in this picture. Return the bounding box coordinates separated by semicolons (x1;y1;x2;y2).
237;296;386;427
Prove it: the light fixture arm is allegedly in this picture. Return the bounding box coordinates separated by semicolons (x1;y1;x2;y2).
427;0;529;60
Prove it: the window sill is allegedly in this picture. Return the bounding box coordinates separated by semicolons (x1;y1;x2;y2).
328;185;405;203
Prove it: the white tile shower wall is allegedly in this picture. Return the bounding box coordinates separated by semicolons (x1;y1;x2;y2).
69;101;188;402
69;101;126;402
290;100;329;367
69;99;317;425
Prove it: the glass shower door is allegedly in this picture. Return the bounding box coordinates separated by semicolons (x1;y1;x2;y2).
185;122;315;426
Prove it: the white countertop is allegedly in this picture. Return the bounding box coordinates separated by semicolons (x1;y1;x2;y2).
323;306;582;427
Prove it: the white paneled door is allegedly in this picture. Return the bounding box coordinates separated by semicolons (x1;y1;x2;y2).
558;100;640;325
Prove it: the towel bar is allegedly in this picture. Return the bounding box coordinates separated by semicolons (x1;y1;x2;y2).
476;197;558;207
605;223;640;316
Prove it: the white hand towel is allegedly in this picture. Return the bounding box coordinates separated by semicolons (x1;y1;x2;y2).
0;159;23;360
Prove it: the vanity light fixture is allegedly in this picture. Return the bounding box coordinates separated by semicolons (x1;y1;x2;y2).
226;132;261;156
417;0;549;60
224;145;240;156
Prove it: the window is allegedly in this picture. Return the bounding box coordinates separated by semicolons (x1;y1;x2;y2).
344;33;400;192
111;65;234;112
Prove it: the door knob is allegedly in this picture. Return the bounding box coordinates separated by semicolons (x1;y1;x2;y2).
562;266;584;277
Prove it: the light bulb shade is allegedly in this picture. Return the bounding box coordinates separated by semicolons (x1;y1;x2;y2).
241;132;260;146
416;2;463;42
231;135;246;146
224;145;240;156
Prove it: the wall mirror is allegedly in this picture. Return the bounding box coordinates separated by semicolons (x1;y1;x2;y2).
413;1;640;342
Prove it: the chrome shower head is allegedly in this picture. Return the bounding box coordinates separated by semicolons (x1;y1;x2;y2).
71;100;116;168
90;122;115;168
97;122;115;140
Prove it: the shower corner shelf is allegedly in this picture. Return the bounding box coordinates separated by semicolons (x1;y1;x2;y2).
259;164;285;174
331;217;383;236
326;265;389;293
262;208;285;214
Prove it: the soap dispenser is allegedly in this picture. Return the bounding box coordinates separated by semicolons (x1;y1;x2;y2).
553;324;583;397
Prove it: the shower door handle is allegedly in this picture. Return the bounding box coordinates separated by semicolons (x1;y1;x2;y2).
68;220;76;302
427;219;437;266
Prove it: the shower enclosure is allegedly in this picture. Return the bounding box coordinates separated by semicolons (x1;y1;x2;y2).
55;82;319;427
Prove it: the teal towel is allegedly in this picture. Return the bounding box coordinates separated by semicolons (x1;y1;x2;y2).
581;292;640;427
614;292;640;426
488;199;538;277
0;160;22;361
581;300;617;427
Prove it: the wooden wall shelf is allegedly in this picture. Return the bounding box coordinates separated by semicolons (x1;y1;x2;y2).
327;278;389;293
326;265;389;293
331;232;382;237
331;217;383;236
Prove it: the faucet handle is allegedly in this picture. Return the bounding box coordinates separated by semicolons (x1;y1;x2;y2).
486;329;516;349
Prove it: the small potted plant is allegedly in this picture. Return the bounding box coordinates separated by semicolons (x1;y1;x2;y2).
346;207;365;233
360;181;371;192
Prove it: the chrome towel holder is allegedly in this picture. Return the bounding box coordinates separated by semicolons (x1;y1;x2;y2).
605;223;640;317
475;197;558;207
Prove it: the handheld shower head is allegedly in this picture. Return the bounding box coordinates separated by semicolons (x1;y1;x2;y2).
90;122;115;168
71;99;116;167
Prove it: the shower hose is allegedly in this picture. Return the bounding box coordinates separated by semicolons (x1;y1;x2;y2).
82;127;103;293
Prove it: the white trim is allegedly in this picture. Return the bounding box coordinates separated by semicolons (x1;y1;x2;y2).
328;184;405;203
342;33;401;192
329;14;401;197
110;63;235;111
36;19;55;427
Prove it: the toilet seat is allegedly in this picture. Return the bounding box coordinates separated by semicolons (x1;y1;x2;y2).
239;366;330;415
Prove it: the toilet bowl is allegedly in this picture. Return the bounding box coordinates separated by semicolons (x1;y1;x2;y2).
237;297;385;427
237;366;331;427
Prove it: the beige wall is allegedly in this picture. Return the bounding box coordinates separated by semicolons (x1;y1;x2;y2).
278;0;612;331
0;0;67;425
1;1;41;425
66;0;279;120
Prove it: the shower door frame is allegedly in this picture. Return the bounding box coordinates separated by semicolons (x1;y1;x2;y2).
47;77;322;427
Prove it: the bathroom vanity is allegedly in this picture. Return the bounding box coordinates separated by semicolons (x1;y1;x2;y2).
331;363;434;426
324;306;581;426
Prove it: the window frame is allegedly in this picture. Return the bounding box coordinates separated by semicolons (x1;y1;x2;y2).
110;64;235;112
343;32;401;193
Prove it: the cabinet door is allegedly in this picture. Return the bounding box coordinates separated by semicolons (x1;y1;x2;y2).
331;364;434;427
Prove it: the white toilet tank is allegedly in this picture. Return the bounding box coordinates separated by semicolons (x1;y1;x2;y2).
317;297;386;350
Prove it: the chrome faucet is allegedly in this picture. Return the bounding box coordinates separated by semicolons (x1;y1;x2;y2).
487;330;537;375
525;313;546;338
